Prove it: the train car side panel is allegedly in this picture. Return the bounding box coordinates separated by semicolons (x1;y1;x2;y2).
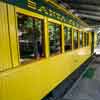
0;47;91;100
7;4;19;67
0;2;12;71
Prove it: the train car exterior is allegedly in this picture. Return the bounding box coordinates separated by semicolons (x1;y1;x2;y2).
0;0;94;100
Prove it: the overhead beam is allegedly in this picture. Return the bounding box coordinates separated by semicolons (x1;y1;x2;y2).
77;10;100;16
69;4;100;11
78;13;100;20
62;0;100;5
81;19;100;25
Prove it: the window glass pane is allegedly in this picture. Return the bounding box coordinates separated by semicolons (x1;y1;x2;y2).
84;33;87;47
80;32;83;48
74;30;78;49
17;13;44;62
64;26;72;51
48;22;61;55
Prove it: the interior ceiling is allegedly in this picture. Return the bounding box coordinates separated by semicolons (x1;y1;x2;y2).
56;0;100;26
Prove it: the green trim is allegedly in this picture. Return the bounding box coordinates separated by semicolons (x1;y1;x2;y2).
4;0;85;28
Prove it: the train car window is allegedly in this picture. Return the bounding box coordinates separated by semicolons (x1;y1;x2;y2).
86;33;89;46
74;30;78;49
84;33;87;47
64;26;72;51
17;13;44;63
48;22;61;55
80;32;83;48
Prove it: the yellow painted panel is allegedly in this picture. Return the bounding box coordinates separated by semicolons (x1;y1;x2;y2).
61;24;64;53
0;2;12;71
89;32;92;51
7;4;19;67
0;4;2;70
15;7;44;19
94;32;97;48
64;23;72;28
78;31;80;48
48;18;61;24
64;23;81;31
44;17;49;58
72;29;74;50
0;47;91;100
0;79;2;99
89;32;92;46
83;32;85;47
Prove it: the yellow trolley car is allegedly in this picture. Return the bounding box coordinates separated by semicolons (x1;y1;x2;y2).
0;0;96;100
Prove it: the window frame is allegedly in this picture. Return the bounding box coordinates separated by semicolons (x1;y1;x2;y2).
86;32;89;46
79;31;84;48
73;29;79;49
63;24;72;51
48;18;62;56
84;32;87;47
15;7;45;64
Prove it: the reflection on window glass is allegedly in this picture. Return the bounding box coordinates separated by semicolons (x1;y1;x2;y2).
17;13;44;62
74;30;78;49
84;33;87;47
80;32;83;48
48;22;61;55
64;27;72;51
